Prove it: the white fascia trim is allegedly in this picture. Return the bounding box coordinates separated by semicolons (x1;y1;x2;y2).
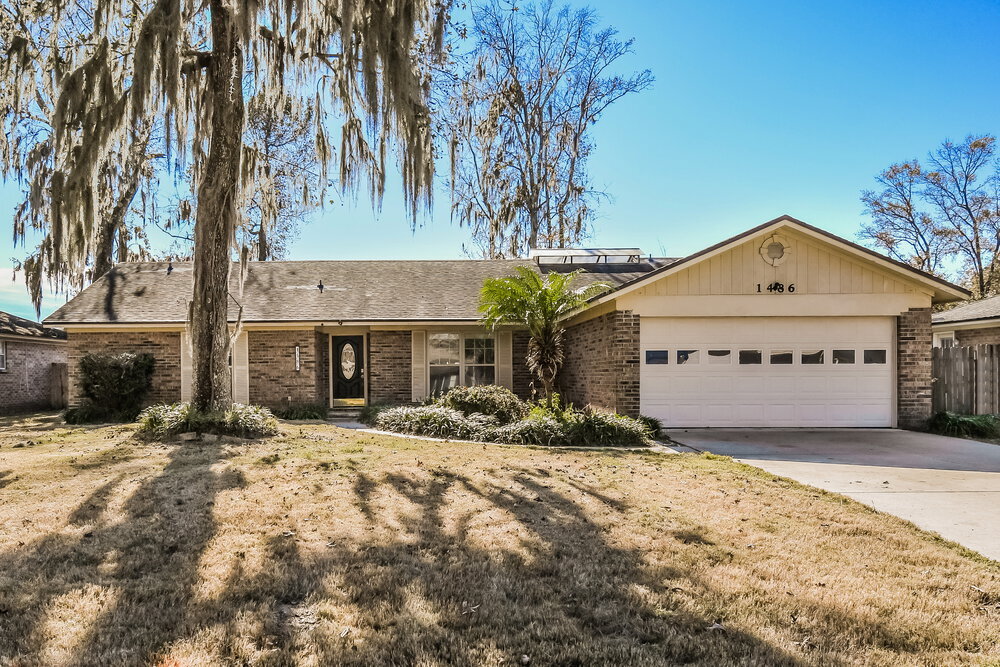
931;318;1000;332
0;334;67;345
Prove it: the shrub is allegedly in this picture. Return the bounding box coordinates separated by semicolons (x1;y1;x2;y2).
568;410;650;447
438;385;529;423
374;394;650;447
223;403;280;437
493;414;569;446
637;415;663;438
65;352;155;423
272;403;328;420
136;402;279;439
927;411;1000;439
135;402;192;437
374;405;498;440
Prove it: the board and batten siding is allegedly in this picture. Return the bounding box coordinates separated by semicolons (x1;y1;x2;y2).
180;331;249;403
614;228;934;319
638;229;920;297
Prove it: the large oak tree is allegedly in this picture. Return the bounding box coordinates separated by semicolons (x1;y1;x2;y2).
2;0;447;411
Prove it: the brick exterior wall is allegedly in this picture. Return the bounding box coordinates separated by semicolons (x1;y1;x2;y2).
897;308;932;429
0;339;67;414
954;326;1000;346
560;310;640;417
67;331;181;407
512;330;533;400
368;330;412;404
248;330;323;408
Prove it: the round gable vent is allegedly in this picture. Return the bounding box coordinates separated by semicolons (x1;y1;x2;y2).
759;234;791;266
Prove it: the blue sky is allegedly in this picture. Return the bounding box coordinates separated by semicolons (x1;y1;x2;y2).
2;0;999;320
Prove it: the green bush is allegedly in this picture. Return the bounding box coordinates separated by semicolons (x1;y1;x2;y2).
493;414;569;446
927;411;1000;439
65;352;155;423
272;403;328;420
438;385;529;423
136;402;279;439
374;398;650;447
568;410;650;447
374;405;498;440
637;415;663;438
135;402;192;437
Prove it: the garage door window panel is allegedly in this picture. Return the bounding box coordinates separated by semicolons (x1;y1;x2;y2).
770;350;793;365
739;350;762;365
645;350;669;364
801;350;824;364
708;350;731;364
677;350;699;364
832;349;855;364
864;349;887;364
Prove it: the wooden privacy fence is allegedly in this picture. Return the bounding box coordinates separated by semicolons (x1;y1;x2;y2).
932;344;1000;415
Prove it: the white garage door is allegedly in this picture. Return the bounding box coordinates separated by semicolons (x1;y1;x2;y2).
640;317;894;427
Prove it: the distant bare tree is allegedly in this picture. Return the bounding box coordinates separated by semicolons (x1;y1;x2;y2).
444;0;652;257
241;97;322;261
860;161;952;275
860;135;1000;296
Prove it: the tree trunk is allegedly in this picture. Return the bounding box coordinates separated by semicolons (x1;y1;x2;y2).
190;0;245;413
257;221;268;261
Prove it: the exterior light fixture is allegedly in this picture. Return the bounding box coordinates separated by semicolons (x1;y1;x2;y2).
294;345;301;371
317;280;324;293
167;261;173;275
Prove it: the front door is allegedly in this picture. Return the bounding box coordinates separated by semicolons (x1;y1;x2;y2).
332;335;365;406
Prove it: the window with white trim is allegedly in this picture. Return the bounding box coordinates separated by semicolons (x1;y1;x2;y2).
428;333;496;395
0;341;6;371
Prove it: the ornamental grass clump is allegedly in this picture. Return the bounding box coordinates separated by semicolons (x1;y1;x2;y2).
374;406;498;441
136;402;279;439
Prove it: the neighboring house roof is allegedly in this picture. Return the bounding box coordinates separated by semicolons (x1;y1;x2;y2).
585;214;971;307
0;311;67;340
932;294;1000;327
45;258;674;325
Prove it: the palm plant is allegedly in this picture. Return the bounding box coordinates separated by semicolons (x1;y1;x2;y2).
480;267;610;407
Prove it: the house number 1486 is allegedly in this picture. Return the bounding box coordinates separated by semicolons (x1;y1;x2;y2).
757;282;795;293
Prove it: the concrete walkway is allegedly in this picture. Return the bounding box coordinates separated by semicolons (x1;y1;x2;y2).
666;428;1000;562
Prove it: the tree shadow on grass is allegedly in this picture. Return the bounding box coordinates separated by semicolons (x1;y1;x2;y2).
0;442;243;664
208;465;808;665
3;446;953;664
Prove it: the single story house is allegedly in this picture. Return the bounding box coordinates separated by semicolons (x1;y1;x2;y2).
45;216;969;429
0;310;68;415
932;294;1000;347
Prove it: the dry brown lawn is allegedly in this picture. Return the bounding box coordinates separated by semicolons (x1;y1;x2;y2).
0;413;998;666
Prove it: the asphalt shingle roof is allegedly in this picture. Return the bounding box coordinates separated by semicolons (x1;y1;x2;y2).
0;311;67;339
45;259;673;324
932;294;1000;325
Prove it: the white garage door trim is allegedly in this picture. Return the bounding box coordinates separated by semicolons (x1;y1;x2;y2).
640;316;895;428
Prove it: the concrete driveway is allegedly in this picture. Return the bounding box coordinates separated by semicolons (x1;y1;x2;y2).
666;428;1000;562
